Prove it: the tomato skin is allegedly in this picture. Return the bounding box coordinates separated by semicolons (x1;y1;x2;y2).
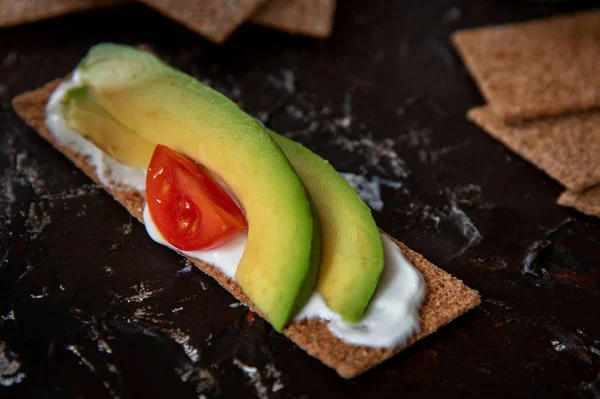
146;145;247;251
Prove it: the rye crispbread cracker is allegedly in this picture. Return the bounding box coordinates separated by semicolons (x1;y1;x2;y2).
558;186;600;218
12;78;480;378
139;0;268;43
251;0;336;38
0;0;125;29
453;10;600;122
468;106;600;192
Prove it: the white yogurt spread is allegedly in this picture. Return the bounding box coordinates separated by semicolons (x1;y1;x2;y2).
45;73;427;349
144;206;246;279
46;71;146;193
295;235;426;347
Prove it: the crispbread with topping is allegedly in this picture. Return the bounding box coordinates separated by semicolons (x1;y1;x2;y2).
12;77;480;378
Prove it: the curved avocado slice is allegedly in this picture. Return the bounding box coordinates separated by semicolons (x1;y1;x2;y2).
76;43;320;331
63;87;155;171
269;132;384;322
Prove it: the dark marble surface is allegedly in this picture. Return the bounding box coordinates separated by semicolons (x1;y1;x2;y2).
1;1;599;398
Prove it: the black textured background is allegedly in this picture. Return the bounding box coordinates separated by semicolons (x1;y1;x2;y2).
1;1;599;398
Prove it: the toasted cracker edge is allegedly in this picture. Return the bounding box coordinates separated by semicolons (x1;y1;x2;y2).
467;105;600;192
0;0;126;29
12;77;480;378
452;10;600;122
251;0;336;38
138;0;269;44
557;186;600;218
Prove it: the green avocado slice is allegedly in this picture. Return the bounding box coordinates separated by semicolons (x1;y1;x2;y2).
74;43;321;331
66;44;384;325
269;132;384;322
63;87;155;171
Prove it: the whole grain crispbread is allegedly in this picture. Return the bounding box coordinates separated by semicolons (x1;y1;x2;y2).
452;10;600;122
558;186;600;218
139;0;268;43
251;0;336;38
12;78;480;378
468;106;600;192
0;0;124;29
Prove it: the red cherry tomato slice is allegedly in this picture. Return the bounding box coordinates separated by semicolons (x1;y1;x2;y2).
146;145;247;251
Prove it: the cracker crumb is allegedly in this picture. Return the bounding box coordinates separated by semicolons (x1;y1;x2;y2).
233;359;269;399
0;342;26;387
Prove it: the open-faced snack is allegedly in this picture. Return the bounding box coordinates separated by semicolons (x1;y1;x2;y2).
468;106;600;192
12;44;480;378
453;10;600;122
251;0;336;38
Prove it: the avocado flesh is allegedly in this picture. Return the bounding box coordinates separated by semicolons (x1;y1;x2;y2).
270;133;384;322
75;43;320;331
64;87;155;171
65;84;383;323
65;88;321;320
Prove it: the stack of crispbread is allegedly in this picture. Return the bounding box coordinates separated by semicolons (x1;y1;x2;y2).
452;10;600;217
0;0;337;42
